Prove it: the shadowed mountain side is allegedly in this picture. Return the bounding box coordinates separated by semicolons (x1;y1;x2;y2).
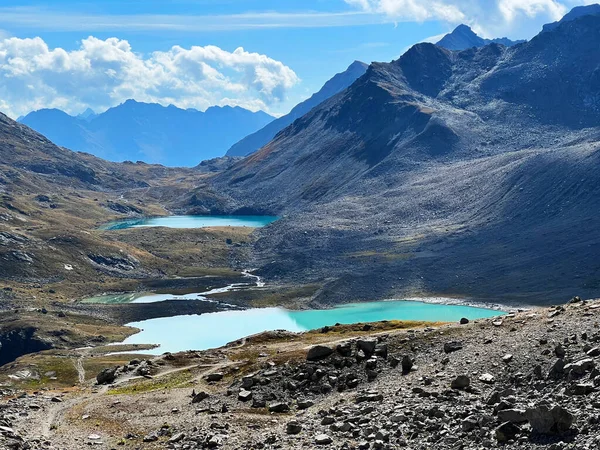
185;14;600;304
226;61;368;157
248;144;600;305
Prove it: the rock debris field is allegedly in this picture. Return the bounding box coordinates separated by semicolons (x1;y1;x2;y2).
2;298;600;449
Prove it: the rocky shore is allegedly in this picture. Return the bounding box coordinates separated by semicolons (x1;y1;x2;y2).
2;298;600;449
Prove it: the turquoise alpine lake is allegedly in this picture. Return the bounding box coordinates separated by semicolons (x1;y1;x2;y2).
121;300;503;355
101;215;279;230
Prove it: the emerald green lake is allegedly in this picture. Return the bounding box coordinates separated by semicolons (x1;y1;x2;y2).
121;300;503;355
101;215;279;230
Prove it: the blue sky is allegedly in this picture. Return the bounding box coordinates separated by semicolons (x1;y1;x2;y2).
0;0;590;118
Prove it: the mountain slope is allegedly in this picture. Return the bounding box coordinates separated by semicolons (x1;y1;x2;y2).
197;12;600;304
543;3;600;32
436;24;524;50
226;61;368;157
20;101;274;166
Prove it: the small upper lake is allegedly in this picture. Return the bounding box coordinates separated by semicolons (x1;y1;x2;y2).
101;215;279;230
121;300;503;355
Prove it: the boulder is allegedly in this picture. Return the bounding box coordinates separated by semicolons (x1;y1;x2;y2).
524;404;574;434
96;366;119;385
307;345;333;361
357;339;377;356
286;421;302;435
451;375;470;390
461;416;479;431
297;399;314;410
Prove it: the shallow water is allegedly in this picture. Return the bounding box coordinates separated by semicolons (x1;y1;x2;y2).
100;215;278;230
121;300;503;355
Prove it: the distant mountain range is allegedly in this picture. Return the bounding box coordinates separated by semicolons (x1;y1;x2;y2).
226;61;369;157
19;101;274;167
436;24;525;50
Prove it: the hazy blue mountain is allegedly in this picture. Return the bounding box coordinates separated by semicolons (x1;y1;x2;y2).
226;61;368;157
78;108;97;121
20;101;274;167
436;24;525;50
542;3;600;32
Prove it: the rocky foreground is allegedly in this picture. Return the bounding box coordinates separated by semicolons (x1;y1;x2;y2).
2;299;600;449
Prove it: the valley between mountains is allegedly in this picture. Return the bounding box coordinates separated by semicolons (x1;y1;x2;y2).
2;5;600;450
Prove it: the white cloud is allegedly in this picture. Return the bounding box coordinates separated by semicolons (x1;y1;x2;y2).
344;0;588;34
0;7;386;32
498;0;567;22
0;36;299;118
344;0;466;22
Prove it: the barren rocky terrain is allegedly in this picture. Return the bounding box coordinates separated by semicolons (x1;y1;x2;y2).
2;298;600;449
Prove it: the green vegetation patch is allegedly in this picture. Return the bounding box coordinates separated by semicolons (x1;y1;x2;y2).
108;369;195;395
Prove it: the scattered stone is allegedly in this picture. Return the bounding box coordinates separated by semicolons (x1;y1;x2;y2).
205;372;224;382
286;421;302;435
297;399;314;410
192;391;210;403
444;341;463;354
238;390;253;402
451;375;470;390
401;355;413;374
460;318;469;324
315;434;333;445
478;373;495;384
268;402;289;413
